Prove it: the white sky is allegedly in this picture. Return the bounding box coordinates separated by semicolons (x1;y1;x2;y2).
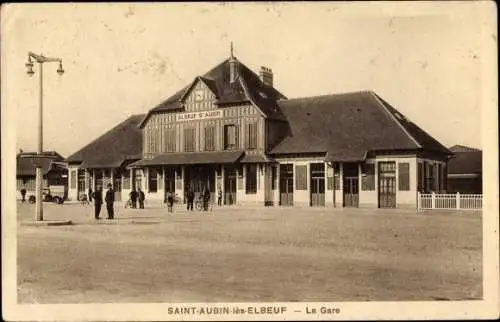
2;2;494;158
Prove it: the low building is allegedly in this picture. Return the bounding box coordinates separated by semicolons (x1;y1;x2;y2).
65;115;143;201
16;150;68;199
447;145;482;194
66;52;452;208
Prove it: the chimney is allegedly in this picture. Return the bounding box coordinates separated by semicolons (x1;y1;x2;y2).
259;66;273;87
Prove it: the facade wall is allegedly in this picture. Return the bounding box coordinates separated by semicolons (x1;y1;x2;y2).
142;79;269;160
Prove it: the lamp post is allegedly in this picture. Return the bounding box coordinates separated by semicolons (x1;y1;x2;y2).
25;52;64;221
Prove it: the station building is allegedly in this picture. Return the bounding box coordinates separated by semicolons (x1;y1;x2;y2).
16;150;68;199
66;53;452;208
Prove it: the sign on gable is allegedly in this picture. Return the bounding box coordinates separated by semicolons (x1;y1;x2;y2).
176;110;222;122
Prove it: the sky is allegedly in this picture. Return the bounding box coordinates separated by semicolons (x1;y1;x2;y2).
2;2;495;158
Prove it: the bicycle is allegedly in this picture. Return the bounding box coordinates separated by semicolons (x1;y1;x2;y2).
79;193;90;206
124;199;133;209
195;196;213;212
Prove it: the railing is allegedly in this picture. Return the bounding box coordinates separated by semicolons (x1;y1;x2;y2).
417;192;482;210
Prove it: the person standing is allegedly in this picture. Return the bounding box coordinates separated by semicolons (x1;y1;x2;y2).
20;187;27;203
105;183;115;219
129;188;138;208
138;188;145;209
93;186;103;220
202;186;210;212
217;186;222;206
186;187;194;212
166;190;174;213
88;187;93;202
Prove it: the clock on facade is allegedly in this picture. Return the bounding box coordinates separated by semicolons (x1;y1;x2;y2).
194;90;203;101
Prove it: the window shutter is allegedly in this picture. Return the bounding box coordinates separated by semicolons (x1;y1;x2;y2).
235;125;240;149
361;163;375;191
398;163;410;191
295;165;307;190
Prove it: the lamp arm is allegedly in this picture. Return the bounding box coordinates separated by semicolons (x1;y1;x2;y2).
28;52;62;63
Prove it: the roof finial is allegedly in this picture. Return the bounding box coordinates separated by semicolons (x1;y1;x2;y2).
230;41;234;59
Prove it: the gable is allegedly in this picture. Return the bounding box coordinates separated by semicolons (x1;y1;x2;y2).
182;78;218;112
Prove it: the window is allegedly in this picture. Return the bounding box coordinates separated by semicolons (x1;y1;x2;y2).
184;127;196;152
78;170;86;191
204;126;216;151
361;163;375;191
122;171;131;190
245;165;257;194
148;128;159;154
398;163;410;191
417;162;424;192
164;128;176;152
224;124;239;150
295;165;307;190
148;168;158;193
425;162;436;193
245;122;258;150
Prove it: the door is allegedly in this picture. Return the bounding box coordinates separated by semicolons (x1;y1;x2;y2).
279;164;294;206
164;168;175;201
343;177;359;207
310;163;325;206
224;166;237;205
378;162;396;208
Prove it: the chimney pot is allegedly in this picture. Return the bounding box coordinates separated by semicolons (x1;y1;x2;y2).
259;66;274;87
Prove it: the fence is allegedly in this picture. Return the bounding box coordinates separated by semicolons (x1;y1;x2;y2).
417;192;482;210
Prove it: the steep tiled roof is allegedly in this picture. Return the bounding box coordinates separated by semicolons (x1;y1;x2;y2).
139;58;287;127
270;91;451;161
16;151;65;176
66;114;144;168
448;150;482;175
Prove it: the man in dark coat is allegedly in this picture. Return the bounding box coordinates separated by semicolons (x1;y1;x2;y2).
186;187;195;212
129;188;138;208
20;187;27;203
202;187;210;211
92;186;103;220
88;187;93;202
138;188;145;209
105;183;115;219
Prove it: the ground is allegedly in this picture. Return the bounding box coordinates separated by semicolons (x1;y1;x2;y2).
16;201;482;303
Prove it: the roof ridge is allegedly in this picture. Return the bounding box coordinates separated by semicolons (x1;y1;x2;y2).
284;90;373;102
368;91;422;149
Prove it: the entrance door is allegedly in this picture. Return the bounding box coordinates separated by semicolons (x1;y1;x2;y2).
310;163;325;206
224;166;237;205
164;168;175;201
279;164;294;206
343;177;359;207
342;163;359;207
378;162;396;208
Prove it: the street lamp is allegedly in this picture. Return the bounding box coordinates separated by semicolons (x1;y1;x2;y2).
25;52;64;221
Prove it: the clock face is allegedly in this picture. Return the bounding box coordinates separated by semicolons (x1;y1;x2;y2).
194;90;203;101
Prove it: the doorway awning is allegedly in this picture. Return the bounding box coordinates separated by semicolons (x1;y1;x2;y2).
127;151;245;168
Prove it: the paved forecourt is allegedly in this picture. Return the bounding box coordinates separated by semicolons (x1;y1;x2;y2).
16;201;482;303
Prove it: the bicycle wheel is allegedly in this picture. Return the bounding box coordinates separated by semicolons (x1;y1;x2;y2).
195;201;203;211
